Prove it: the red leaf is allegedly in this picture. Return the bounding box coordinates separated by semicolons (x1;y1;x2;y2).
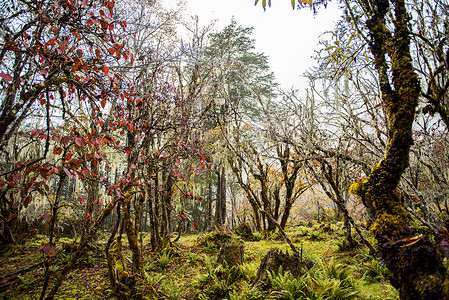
74;137;83;147
84;214;91;222
81;169;90;177
101;99;106;108
53;147;63;155
40;98;46;105
23;196;31;208
108;48;115;55
61;136;71;145
103;65;109;75
12;173;22;182
38;243;55;257
83;76;91;84
0;73;13;82
107;1;114;15
65;153;73;161
63;167;72;177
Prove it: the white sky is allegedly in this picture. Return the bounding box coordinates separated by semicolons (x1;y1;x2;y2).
183;0;343;91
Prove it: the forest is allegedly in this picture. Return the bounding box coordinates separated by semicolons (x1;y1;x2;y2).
1;0;449;299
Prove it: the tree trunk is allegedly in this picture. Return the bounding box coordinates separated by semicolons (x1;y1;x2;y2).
206;182;212;229
123;196;142;274
215;166;226;226
220;166;226;225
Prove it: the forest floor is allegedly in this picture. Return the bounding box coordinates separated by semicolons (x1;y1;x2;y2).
0;222;399;299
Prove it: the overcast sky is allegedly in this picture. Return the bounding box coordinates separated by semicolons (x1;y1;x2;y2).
182;0;343;91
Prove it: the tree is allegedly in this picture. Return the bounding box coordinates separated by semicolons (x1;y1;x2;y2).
0;0;127;245
257;0;449;298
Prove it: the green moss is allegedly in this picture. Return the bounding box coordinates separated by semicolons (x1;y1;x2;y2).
111;240;128;281
370;212;407;237
349;179;368;197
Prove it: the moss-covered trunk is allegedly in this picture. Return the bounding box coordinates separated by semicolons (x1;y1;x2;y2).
350;0;449;298
123;196;143;274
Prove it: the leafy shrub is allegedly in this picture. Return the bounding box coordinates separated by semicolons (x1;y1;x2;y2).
229;282;264;300
159;279;183;300
297;226;311;237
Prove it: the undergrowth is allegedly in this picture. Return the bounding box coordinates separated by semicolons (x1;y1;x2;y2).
0;224;399;300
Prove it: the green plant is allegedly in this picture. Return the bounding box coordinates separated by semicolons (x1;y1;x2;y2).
144;271;165;286
308;231;325;241
268;267;306;300
362;259;389;282
155;250;171;270
335;238;352;251
194;255;242;299
297;226;311;237
160;279;183;300
186;252;203;266
268;259;360;300
17;275;36;292
252;231;263;241
196;228;233;252
230;282;264;300
239;262;259;282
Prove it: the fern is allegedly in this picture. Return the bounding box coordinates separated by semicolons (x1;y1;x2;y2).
268;259;360;300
